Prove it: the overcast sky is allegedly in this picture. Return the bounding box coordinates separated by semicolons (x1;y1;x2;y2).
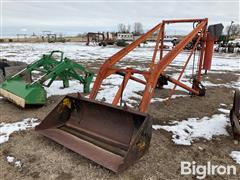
1;0;239;37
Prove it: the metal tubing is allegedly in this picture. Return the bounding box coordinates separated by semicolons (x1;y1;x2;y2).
160;22;165;60
164;18;207;24
90;23;162;100
168;31;203;100
112;72;131;105
150;25;163;69
89;18;208;113
139;20;207;112
197;23;208;82
167;76;199;95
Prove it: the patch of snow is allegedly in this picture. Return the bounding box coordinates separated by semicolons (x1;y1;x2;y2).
203;80;240;89
1;42;239;73
151;94;188;103
0;118;39;144
230;151;240;164
218;108;230;114
7;156;15;163
96;74;144;106
95;73;189;107
44;80;84;97
1;42;239;102
6;156;22;168
152;114;229;145
45;77;239;100
220;103;227;107
14;160;22;168
96;85;120;103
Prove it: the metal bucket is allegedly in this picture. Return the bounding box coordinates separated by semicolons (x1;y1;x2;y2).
35;94;152;172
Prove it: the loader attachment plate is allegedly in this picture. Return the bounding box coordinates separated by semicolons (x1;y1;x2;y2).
0;78;46;108
36;94;152;172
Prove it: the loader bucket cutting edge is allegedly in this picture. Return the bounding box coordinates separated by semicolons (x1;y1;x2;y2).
35;94;152;172
0;79;46;108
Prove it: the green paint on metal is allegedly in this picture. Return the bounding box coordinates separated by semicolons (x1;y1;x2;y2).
0;51;94;107
0;78;46;105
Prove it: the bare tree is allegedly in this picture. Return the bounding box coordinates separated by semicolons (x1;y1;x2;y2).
127;24;131;33
133;22;144;35
118;23;127;33
225;24;240;36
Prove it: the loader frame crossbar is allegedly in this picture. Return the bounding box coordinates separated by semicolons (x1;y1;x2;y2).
90;18;208;112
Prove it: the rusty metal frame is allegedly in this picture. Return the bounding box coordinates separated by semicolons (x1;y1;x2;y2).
90;18;208;112
230;89;240;140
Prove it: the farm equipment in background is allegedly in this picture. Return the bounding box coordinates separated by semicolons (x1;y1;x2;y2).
36;18;223;172
86;32;115;46
47;34;66;43
0;51;94;108
214;21;240;53
116;39;129;47
230;89;240;141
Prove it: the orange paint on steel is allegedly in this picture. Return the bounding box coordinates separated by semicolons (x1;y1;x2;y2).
150;25;163;70
164;18;206;23
197;22;208;82
139;20;207;112
160;22;165;60
167;76;200;95
89;23;162;100
90;18;208;112
112;71;131;105
203;32;215;70
168;31;203;100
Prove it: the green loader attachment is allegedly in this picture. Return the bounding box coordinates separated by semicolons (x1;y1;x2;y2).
0;51;94;108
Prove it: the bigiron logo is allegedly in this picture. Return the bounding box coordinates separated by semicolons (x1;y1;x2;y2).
181;161;237;179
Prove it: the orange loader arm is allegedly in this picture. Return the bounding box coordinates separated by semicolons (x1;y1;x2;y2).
90;18;209;112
